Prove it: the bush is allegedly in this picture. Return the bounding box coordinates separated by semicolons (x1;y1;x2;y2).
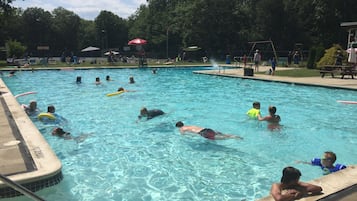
316;44;346;68
5;40;26;58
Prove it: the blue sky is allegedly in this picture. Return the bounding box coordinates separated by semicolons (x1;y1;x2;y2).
12;0;147;20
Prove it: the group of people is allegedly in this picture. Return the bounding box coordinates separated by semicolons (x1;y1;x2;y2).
74;75;135;85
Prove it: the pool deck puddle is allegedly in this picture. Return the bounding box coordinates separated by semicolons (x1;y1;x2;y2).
0;66;356;199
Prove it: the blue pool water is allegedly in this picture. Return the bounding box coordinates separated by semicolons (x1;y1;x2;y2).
2;67;357;201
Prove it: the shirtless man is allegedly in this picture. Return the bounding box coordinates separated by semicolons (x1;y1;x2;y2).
175;121;243;140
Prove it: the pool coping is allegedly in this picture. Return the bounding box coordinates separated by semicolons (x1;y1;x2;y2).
0;78;62;198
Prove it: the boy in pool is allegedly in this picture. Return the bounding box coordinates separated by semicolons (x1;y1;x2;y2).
296;151;346;175
175;121;243;140
246;101;261;119
52;127;90;142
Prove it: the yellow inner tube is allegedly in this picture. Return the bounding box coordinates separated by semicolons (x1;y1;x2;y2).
38;113;56;120
106;91;124;97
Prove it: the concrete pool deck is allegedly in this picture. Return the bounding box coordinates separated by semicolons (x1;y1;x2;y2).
0;65;356;200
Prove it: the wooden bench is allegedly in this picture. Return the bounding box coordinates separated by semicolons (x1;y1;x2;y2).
340;67;356;79
320;66;340;78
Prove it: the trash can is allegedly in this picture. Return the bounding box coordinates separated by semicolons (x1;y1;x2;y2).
226;55;231;64
244;68;254;76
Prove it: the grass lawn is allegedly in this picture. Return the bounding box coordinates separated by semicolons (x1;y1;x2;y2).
257;67;321;77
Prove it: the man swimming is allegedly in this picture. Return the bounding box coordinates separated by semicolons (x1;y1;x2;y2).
138;107;164;120
175;121;243;140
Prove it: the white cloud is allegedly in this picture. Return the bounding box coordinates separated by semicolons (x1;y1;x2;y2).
12;0;147;20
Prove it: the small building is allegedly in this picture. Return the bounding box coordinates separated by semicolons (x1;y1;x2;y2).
340;22;357;48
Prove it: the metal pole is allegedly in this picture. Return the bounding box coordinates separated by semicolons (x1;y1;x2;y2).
166;27;169;59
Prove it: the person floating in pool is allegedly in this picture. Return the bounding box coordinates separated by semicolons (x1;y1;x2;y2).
138;107;164;120
38;105;67;123
270;166;322;201
175;121;243;140
76;76;82;84
246;101;261;119
52;127;90;143
296;151;346;175
117;87;135;92
129;76;135;84
258;106;281;130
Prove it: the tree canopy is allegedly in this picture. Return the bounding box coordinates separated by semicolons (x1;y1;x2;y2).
1;0;356;60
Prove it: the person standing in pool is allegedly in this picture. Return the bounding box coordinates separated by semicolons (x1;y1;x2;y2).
129;76;135;84
95;77;101;85
246;101;261;119
270;166;322;201
23;100;39;116
258;106;281;130
175;121;243;140
138;107;164;120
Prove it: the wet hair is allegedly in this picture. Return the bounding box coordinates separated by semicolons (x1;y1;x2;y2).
175;121;184;127
269;106;277;114
118;87;124;91
96;77;100;82
280;167;301;184
106;75;110;80
47;105;55;113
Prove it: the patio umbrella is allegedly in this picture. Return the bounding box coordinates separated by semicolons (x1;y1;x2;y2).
81;46;100;52
183;46;201;52
128;38;147;45
104;51;119;55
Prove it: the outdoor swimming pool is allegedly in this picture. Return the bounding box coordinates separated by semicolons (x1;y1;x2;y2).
2;67;357;201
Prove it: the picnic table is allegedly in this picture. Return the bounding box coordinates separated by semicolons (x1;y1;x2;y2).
320;65;356;79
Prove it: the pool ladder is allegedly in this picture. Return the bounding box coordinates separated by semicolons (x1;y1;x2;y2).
0;173;45;201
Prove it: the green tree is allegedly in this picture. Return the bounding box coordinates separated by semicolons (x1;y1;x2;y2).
5;39;26;58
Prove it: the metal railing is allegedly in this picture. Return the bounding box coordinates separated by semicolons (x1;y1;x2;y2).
0;174;45;201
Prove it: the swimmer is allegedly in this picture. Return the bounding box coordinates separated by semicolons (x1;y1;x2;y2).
76;76;82;84
152;68;157;74
258;106;281;130
52;127;90;142
175;121;243;140
129;76;135;84
246;101;261;119
117;87;135;92
106;75;113;81
23;100;39;116
8;71;16;77
138;107;164;120
95;77;101;85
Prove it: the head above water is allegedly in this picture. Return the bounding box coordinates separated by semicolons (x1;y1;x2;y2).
269;106;277;114
253;102;260;109
140;107;148;116
47;105;55;113
280;166;301;184
175;121;184;128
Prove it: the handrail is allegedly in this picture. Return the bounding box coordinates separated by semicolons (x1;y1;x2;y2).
0;174;46;201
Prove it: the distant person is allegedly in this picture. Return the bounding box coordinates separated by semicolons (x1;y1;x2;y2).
270;166;322;201
253;49;261;72
95;77;101;85
258;106;281;130
52;127;90;143
287;51;293;66
246;101;261;119
243;54;247;67
296;151;346;175
271;57;276;75
76;76;82;84
8;71;16;77
138;107;164;120
335;50;343;65
175;121;243;140
23;100;39;116
117;87;135;92
129;76;135;84
106;75;113;81
293;51;300;66
152;68;157;74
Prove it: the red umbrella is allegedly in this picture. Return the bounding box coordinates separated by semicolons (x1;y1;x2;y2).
128;38;147;45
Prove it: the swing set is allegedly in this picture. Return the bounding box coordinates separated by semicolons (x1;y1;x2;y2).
247;40;278;62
